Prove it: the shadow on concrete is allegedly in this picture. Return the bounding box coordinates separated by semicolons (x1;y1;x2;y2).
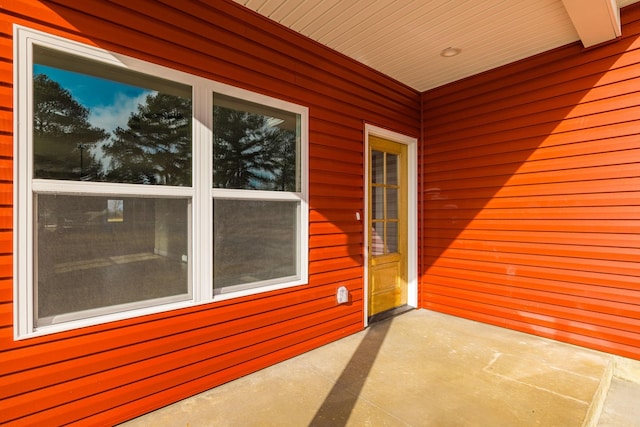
308;318;392;426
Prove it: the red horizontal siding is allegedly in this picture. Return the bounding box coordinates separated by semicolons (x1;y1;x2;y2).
6;311;363;426
426;138;640;174
0;16;9;338
420;3;640;360
428;247;640;277
3;298;363;410
429;75;640;135
426;239;640;263
1;0;418;425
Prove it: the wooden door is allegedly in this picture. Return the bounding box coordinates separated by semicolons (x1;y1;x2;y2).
368;136;408;317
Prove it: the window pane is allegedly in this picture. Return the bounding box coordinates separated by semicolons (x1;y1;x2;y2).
36;194;190;324
386;153;398;185
372;222;384;255
371;150;384;184
213;199;298;290
213;94;300;191
387;222;398;253
372;186;384;219
387;187;398;219
33;46;192;185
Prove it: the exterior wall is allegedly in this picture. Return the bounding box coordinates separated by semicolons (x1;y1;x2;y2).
0;1;420;425
421;4;640;360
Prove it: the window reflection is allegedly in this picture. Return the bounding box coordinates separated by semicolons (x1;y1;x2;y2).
213;94;300;192
33;47;192;186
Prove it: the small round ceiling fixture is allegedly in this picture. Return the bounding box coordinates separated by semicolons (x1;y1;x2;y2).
440;47;461;57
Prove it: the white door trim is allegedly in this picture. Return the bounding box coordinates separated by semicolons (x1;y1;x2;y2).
364;124;418;326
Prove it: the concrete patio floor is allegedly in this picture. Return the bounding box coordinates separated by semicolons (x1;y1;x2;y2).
121;309;640;427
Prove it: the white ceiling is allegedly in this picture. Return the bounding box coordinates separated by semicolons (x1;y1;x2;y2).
233;0;640;91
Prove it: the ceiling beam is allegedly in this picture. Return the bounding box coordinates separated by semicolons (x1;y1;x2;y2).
561;0;622;47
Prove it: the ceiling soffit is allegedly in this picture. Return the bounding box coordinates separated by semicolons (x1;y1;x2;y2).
233;0;638;91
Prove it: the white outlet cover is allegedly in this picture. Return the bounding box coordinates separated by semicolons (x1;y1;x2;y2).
337;286;349;304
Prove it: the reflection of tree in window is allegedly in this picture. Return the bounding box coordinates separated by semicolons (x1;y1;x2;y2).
104;93;192;186
213;105;297;191
33;74;108;180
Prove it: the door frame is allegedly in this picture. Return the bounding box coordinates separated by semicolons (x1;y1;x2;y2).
364;124;418;326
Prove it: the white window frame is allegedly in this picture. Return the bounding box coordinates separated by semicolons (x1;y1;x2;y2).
13;26;309;339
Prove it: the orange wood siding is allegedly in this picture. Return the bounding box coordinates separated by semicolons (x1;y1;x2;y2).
0;1;419;425
420;4;640;360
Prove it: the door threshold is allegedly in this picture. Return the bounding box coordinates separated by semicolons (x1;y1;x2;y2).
368;305;414;324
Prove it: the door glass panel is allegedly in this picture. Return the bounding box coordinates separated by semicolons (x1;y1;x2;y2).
372;222;384;255
387;188;398;219
372;187;384;219
371;150;384;184
387;222;398;253
386;153;398;185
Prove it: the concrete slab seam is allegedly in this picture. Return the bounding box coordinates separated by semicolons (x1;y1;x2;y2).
581;356;614;427
483;352;591;406
613;356;640;383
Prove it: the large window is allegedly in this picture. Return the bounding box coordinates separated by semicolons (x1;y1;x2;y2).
212;94;303;294
14;27;308;338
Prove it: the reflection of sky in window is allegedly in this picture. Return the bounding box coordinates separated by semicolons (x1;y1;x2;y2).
33;65;151;135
